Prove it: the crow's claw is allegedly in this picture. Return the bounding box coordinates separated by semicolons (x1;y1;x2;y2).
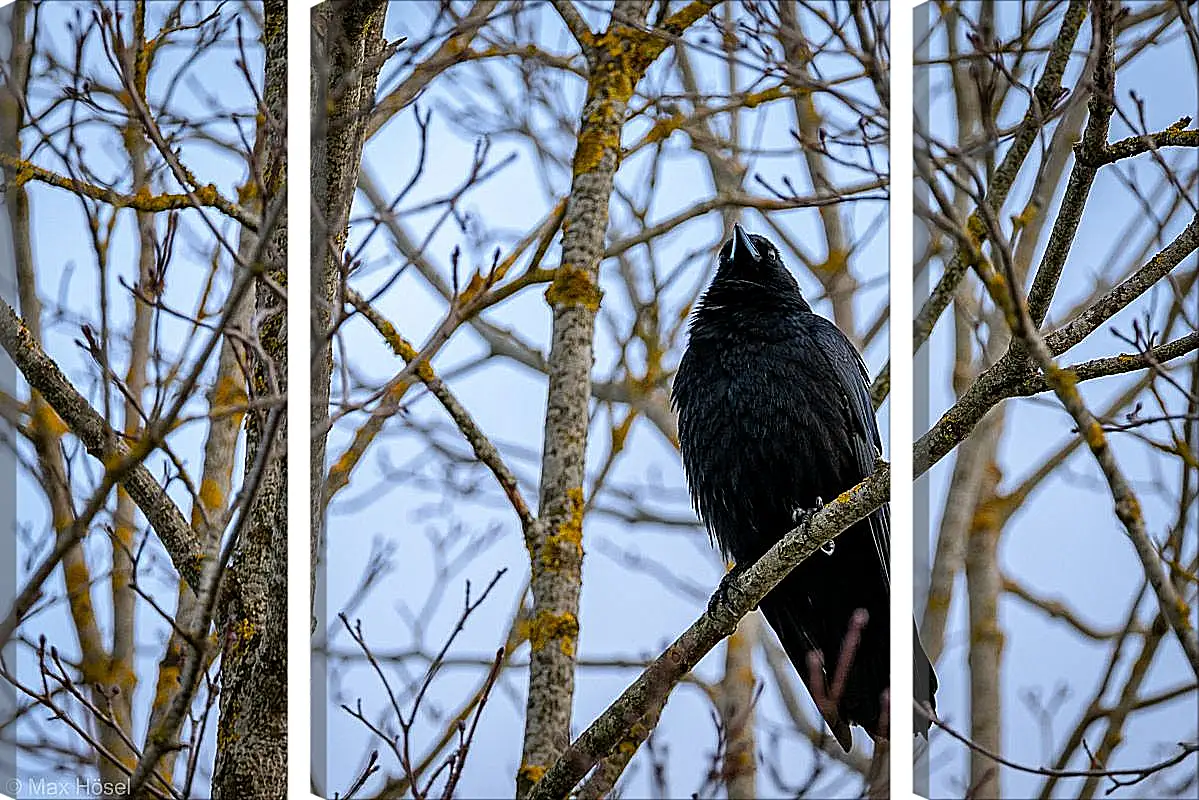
791;496;824;528
791;498;834;555
708;562;753;616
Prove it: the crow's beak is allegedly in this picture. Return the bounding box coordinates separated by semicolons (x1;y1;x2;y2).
731;223;759;262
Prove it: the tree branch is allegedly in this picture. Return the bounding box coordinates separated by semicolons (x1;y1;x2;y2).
0;298;205;592
970;161;1199;679
910;0;1088;356
0;152;258;230
527;463;890;799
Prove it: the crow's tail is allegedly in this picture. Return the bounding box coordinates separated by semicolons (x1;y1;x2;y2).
758;590;857;752
759;588;939;751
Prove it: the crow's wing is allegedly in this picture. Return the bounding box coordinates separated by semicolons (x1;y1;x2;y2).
807;316;889;586
809;315;941;735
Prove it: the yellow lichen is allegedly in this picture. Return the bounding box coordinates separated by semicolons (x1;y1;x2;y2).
34;403;69;438
816;248;849;276
572;126;621;176
153;663;182;710
544;267;603;311
743;85;787;108
518;763;547;784
527;610;579;657
237;179;259;205
194;184;220;205
212;373;248;411
926;592;951;611
64;559;92;596
227;617;258;660
541;487;585;572
971;621;1005;649
79;656;109;685
199;477;225;513
413;359;435;383
638;114;687;148
965;213;987;246
1011;200;1040;230
970;496;1006;533
1045;365;1079;390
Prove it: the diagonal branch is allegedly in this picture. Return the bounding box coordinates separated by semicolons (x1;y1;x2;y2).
550;0;593;47
527;462;890;800
365;0;499;140
345;287;536;533
1045;212;1199;355
969;161;1199;679
1013;331;1199;397
909;0;1088;355
0;298;205;592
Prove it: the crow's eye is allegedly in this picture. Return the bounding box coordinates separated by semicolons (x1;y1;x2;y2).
750;236;774;261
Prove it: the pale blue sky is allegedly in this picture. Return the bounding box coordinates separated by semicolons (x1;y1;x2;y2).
3;2;1194;798
918;3;1198;798
319;2;889;797
4;2;260;795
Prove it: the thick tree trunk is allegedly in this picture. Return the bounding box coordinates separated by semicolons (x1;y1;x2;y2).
212;2;289;796
310;0;388;625
519;8;721;795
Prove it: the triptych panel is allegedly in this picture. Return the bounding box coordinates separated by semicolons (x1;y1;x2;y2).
0;2;1194;798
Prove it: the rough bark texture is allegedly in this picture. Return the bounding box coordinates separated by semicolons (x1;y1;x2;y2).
310;0;387;625
519;12;679;792
517;78;614;797
212;2;288;796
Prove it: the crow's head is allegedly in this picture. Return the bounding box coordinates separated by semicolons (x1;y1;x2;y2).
703;223;807;312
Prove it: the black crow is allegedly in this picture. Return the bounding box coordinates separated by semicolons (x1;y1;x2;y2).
671;223;937;751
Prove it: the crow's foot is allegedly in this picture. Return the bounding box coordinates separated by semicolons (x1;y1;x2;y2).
791;498;833;554
708;562;753;616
